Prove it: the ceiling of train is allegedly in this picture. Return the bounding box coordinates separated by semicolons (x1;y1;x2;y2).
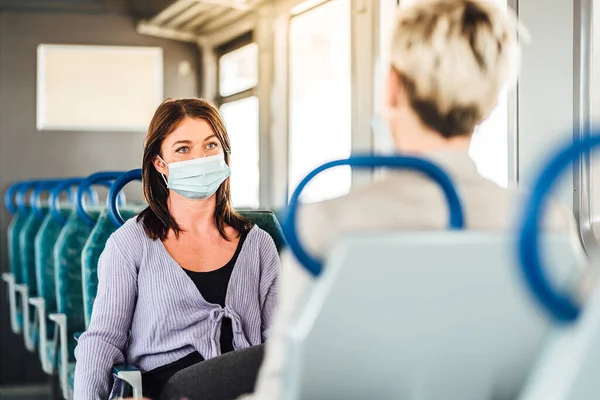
0;0;268;36
140;0;271;37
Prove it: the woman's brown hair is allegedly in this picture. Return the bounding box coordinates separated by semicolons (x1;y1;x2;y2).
137;98;252;241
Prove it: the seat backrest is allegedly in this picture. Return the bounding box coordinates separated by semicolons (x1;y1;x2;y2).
20;206;48;297
35;205;72;313
54;207;102;348
519;265;600;400
283;232;583;400
82;207;142;328
239;210;286;252
8;210;29;284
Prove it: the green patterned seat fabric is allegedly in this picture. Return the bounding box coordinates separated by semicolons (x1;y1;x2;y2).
82;207;142;327
20;209;47;347
46;339;57;370
35;205;72;314
28;322;39;348
8;209;29;329
8;210;28;283
68;362;76;393
239;210;286;253
54;207;102;362
45;334;76;371
20;207;48;297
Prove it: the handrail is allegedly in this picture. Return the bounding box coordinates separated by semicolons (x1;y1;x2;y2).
49;178;98;225
30;180;64;220
518;133;600;323
108;169;142;227
282;155;465;277
15;181;40;215
5;181;26;214
76;172;126;227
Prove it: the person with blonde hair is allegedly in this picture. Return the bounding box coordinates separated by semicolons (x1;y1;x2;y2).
237;0;575;399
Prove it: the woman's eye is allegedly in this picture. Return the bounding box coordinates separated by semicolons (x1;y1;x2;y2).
176;146;190;154
206;142;218;150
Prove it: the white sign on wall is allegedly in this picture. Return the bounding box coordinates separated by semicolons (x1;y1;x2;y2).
37;44;164;132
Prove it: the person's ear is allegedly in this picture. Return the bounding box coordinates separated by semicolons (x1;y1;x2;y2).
153;155;168;176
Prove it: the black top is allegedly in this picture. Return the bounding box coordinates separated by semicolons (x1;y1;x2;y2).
141;229;249;399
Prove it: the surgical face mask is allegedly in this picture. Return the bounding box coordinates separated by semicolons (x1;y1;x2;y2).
372;114;397;154
158;154;231;200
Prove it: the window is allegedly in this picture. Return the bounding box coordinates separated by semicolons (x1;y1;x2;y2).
468;88;509;188
217;33;260;208
288;0;352;203
218;42;258;98
220;97;260;208
468;0;510;188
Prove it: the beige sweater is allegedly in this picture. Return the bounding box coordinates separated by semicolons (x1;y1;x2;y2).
244;150;579;400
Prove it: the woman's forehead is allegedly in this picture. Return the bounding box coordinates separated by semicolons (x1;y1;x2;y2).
166;117;214;143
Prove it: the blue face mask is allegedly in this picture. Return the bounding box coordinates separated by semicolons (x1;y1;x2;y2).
372;114;397;154
158;154;231;200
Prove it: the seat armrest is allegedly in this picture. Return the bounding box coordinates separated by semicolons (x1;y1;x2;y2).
15;284;35;351
29;297;52;374
49;313;70;400
112;365;143;399
1;273;20;334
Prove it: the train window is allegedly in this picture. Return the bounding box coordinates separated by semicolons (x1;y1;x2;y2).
467;0;510;188
218;42;258;98
217;33;260;208
468;89;509;188
220;96;260;208
288;0;352;203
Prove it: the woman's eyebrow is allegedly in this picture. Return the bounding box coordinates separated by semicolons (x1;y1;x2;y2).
171;140;192;148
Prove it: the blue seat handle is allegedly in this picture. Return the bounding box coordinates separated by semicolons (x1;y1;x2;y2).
5;181;28;214
518;132;600;323
30;180;67;220
108;169;142;227
49;178;99;225
15;181;43;215
77;172;127;227
282;155;465;277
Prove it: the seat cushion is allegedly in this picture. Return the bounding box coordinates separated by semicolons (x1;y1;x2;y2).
46;340;57;369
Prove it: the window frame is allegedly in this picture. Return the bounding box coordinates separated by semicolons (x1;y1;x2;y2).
286;0;354;203
574;0;599;252
214;31;262;208
215;31;258;106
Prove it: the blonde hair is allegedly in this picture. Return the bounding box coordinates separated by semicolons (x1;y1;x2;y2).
391;0;526;137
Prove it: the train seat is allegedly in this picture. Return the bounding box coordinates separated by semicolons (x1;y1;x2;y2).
282;232;583;400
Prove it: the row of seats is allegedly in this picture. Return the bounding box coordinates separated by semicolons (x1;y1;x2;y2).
1;169;286;399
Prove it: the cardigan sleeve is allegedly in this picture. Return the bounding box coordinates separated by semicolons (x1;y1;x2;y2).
257;231;281;341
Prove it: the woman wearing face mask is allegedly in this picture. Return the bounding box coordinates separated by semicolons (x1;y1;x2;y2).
241;1;578;399
74;98;280;400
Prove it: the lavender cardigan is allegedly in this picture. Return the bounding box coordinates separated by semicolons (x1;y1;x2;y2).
74;218;280;399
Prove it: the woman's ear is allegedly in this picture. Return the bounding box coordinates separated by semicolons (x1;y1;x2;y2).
153;155;168;176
